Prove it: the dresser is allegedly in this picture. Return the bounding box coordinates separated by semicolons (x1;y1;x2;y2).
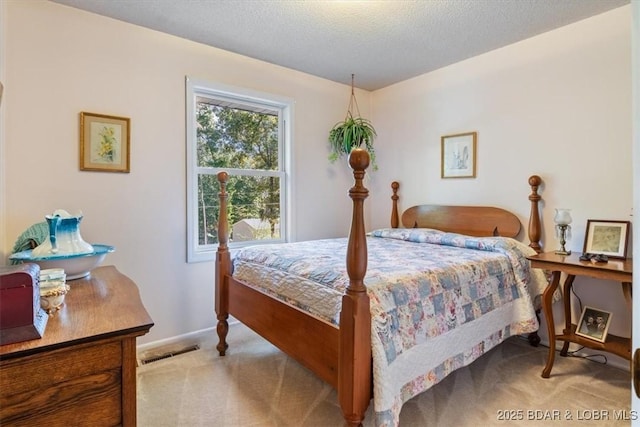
0;266;154;426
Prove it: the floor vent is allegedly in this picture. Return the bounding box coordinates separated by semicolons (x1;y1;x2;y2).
140;344;201;365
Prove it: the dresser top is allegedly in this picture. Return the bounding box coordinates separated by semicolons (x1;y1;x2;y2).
0;265;153;359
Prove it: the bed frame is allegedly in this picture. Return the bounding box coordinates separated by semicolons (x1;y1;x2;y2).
215;148;543;426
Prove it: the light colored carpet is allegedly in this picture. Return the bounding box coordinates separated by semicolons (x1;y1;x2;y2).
137;323;631;426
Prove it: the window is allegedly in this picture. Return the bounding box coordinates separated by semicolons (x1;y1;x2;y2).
186;77;292;262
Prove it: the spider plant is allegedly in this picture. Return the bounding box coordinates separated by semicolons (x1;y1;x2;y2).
327;75;378;170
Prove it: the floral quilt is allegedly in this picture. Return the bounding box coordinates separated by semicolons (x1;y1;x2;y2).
232;228;547;426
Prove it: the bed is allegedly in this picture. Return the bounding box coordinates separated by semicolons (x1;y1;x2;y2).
214;148;546;426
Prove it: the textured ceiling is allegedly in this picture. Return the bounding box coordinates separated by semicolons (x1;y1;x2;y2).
51;0;630;91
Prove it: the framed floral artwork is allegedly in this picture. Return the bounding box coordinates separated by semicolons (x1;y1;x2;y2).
80;112;130;173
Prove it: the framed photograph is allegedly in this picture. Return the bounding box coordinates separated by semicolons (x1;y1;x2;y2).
583;220;630;259
80;112;130;173
441;132;477;178
575;306;612;343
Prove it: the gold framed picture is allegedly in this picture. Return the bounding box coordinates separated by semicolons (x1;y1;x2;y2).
80;112;130;173
575;306;612;343
441;131;477;178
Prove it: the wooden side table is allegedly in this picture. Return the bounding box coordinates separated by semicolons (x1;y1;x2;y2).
0;266;154;426
527;252;632;378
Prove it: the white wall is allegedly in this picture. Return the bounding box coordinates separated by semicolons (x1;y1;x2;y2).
371;6;633;367
1;0;370;343
1;1;633;358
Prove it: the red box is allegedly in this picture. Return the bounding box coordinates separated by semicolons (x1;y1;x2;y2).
0;263;47;345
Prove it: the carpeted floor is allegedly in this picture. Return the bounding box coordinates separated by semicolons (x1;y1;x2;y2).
137;323;631;426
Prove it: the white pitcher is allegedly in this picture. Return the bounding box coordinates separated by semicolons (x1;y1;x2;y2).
31;210;94;257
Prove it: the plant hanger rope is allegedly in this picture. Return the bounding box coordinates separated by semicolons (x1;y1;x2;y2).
346;74;362;120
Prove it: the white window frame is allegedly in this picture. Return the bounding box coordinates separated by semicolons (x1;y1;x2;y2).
186;77;293;262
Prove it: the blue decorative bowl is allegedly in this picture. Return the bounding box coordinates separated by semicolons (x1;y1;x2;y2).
10;244;115;280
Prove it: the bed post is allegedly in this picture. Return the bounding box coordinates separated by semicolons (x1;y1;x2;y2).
390;181;400;228
339;148;372;427
527;175;543;347
528;175;543;253
215;171;231;356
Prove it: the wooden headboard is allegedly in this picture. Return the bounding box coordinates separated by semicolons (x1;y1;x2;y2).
389;175;543;251
400;205;520;237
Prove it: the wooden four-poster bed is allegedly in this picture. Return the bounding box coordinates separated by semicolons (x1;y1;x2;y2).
214;148;545;426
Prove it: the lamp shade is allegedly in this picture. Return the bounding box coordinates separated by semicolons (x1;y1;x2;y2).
554;208;572;226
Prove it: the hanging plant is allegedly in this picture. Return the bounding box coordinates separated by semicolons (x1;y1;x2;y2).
328;74;377;170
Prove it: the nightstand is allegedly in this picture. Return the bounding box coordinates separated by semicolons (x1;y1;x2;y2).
527;252;632;378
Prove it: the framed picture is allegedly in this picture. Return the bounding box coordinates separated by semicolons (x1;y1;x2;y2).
441;132;476;178
583;220;630;259
80;112;130;173
575;306;612;343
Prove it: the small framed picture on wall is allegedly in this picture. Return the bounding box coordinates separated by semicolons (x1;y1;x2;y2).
80;112;131;173
441;132;476;178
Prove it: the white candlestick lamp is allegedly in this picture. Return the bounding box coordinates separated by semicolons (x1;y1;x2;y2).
554;208;572;255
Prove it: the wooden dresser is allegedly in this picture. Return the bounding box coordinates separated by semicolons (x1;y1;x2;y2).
0;266;154;426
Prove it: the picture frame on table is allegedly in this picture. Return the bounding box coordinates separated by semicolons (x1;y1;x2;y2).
583;220;630;259
80;112;130;173
441;132;477;178
575;306;612;343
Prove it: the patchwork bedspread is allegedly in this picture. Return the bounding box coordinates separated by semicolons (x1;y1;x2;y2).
232;228;547;427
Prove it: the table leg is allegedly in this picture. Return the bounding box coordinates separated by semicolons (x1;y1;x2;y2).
560;274;575;357
622;282;632;310
542;270;561;378
622;282;632;370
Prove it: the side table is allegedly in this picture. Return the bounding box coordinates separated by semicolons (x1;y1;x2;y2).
527;252;632;378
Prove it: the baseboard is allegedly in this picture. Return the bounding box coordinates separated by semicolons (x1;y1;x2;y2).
137;326;216;354
136;318;241;360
